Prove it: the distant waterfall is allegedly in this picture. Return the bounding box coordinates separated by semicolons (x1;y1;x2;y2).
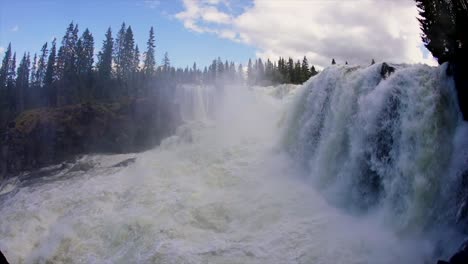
175;84;216;122
283;63;468;234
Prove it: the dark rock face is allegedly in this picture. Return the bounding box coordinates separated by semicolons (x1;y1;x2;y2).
380;63;396;79
0;97;180;178
451;62;468;121
0;249;9;264
437;239;468;264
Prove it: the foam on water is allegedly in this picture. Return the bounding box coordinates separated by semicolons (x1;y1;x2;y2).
0;69;462;263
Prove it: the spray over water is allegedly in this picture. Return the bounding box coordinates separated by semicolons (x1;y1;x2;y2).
0;64;466;263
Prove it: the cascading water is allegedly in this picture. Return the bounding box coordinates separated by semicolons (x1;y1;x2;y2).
284;63;468;251
0;64;465;263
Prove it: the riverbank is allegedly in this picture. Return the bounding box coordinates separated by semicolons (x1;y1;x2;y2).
0;97;180;179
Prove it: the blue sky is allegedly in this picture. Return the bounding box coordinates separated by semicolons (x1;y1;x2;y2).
0;0;255;68
0;0;435;68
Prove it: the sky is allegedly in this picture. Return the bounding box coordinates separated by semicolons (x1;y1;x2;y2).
0;0;437;69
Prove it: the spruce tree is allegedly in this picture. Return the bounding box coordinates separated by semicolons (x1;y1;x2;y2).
134;45;140;72
114;22;127;79
30;53;37;86
143;26;156;76
97;27;113;80
287;57;294;83
331;58;336;65
76;28;94;76
311;65;318;76
59;22;79;79
44;39;57;106
6;52;17;112
162;52;170;73
122;26;135;81
0;43;12;90
15;53;30;112
301;56;310;81
247;58;253;85
36;43;48;87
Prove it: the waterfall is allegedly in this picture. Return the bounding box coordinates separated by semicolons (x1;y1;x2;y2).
283;63;468;238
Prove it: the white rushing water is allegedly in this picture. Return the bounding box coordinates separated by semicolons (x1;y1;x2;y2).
0;63;466;263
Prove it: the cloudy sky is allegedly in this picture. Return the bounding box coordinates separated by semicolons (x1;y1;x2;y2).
0;0;436;68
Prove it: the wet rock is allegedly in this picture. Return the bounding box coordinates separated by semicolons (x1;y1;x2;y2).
68;161;95;172
111;158;136;168
450;62;468;121
380;63;396;79
0;249;9;264
438;239;468;264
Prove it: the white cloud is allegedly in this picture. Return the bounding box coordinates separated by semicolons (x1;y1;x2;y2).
11;25;19;32
175;0;233;33
144;0;160;9
175;0;437;67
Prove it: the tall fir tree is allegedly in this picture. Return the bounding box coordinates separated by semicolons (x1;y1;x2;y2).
44;39;57;106
15;53;30;112
6;52;17;112
76;28;94;76
247;58;253;85
301;56;310;81
122;26;135;81
143;26;156;76
36;43;48;87
97;27;113;80
30;53;37;86
114;22;127;79
0;43;12;90
162;52;170;73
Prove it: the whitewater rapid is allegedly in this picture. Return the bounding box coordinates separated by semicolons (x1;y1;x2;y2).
0;63;465;263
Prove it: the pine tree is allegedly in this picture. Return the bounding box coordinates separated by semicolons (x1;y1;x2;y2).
162;52;170;73
76;28;94;76
143;26;156;76
371;59;375;65
114;22;127;79
257;58;264;84
58;22;79;79
122;26;135;81
6;52;17;112
237;64;243;82
15;53;30;112
36;42;48;87
97;27;113;80
294;60;302;84
7;52;16;89
0;43;12;89
44;39;57;106
134;45;140;72
247;58;253;85
301;56;310;81
331;58;336;65
287;57;294;83
30;53;37;86
310;65;318;76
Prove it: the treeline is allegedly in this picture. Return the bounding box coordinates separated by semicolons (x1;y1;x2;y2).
246;57;319;86
0;21;320;128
